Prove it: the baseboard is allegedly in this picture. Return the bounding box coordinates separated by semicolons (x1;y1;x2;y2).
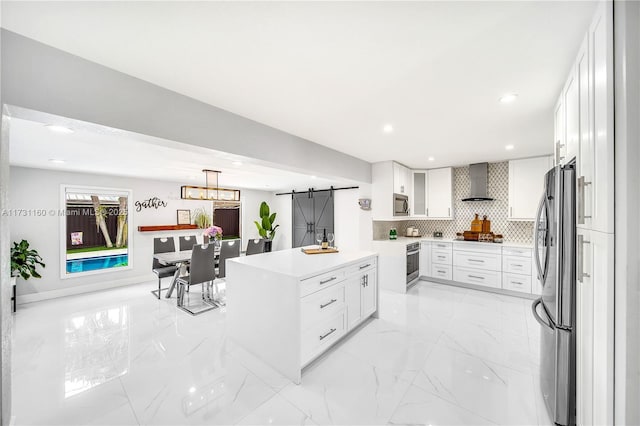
418;275;538;300
16;273;156;305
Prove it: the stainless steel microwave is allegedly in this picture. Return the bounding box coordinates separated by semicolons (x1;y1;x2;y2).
393;193;409;216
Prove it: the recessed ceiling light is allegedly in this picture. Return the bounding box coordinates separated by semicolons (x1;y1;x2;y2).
45;124;74;134
383;124;394;133
428;156;435;162
499;93;518;104
310;175;317;179
48;158;66;164
232;161;242;166
505;144;515;150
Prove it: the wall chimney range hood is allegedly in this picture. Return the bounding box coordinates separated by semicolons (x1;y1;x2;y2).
462;162;494;201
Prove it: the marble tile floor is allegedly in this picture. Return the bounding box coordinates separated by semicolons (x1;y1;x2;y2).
11;280;552;425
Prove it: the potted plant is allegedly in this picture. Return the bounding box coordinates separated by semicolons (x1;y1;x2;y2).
192;207;212;229
10;240;45;312
254;201;279;252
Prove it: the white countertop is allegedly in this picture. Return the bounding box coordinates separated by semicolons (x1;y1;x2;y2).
228;247;378;280
372;237;533;249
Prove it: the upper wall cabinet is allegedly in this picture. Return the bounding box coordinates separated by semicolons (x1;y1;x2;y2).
554;95;565;166
393;162;412;195
412;168;454;220
427;168;454;219
508;156;552;221
372;161;412;220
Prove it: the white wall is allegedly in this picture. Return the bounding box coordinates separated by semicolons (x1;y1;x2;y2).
240;190;277;251
270;184;373;252
9;166;272;301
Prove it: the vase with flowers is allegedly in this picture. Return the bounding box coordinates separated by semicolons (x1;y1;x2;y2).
203;225;223;245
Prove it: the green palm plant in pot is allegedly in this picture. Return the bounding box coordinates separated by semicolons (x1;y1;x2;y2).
254;202;279;251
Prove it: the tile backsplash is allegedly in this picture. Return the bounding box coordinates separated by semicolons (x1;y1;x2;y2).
373;162;535;244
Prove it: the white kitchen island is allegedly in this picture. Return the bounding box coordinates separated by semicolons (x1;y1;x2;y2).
226;247;378;384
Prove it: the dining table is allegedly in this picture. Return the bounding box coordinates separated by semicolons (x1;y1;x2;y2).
154;249;220;298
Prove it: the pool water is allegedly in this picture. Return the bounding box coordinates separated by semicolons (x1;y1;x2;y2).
66;254;129;273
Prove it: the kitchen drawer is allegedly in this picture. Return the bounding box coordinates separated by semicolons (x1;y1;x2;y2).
432;250;452;265
502;273;532;294
503;255;532;275
344;257;376;277
300;269;346;298
431;263;452;280
453;251;501;272
301;283;346;330
453;242;502;254
502;247;533;257
431;241;452;251
453;267;501;289
301;310;347;366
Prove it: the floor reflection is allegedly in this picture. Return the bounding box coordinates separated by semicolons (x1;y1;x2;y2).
64;306;130;398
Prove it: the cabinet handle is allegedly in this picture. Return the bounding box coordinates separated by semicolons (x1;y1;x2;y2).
512;264;523;267
320;277;337;285
319;328;337;341
510;207;513;217
437;270;446;274
359;263;371;270
426;207;429;216
577;234;591;283
512;281;523;285
448;207;451;217
577;176;593;224
468;275;485;280
320;299;338;309
468;259;484;263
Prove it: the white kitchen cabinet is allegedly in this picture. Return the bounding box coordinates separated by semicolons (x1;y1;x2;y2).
508;156;552;221
589;3;614;235
412;171;427;216
372;161;412;220
411;168;453;219
576;228;594;426
419;242;431;277
426;168;454;219
227;250;377;384
554;95;565;166
361;269;377;318
393;162;411;195
345;275;362;329
576;228;614;426
576;36;593;230
563;66;579;164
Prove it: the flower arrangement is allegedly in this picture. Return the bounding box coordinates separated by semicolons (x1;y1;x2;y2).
203;225;223;240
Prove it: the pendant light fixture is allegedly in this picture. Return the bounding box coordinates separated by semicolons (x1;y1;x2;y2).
180;169;240;203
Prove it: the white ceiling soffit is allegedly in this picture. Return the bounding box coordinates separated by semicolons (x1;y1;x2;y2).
2;1;597;168
8;114;356;192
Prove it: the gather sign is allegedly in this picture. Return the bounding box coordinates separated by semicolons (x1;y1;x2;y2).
135;197;167;212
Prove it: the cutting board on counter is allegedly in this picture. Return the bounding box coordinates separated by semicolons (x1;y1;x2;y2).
301;247;339;254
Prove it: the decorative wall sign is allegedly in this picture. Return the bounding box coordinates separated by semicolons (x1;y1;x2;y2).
134;197;167;212
176;209;191;225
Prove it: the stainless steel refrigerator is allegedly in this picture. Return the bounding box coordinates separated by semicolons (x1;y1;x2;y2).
531;161;576;426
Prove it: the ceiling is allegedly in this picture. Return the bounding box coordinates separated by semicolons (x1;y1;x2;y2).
2;1;596;168
8;115;354;192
